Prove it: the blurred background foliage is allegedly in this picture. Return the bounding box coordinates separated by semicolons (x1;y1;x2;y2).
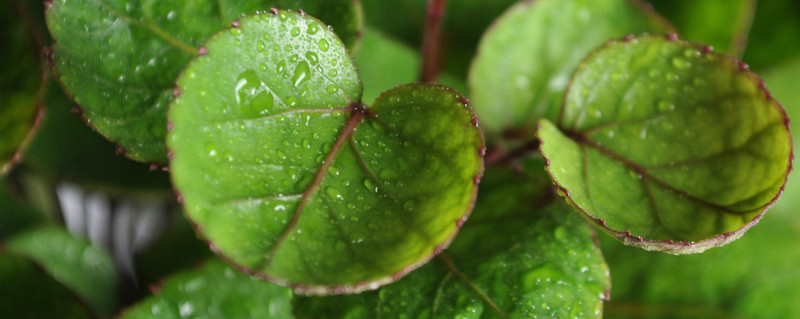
1;0;799;317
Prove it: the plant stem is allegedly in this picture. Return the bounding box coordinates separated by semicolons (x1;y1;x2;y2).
420;0;447;82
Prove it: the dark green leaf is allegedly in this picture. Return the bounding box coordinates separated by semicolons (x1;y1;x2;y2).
469;0;674;140
649;0;756;56
168;11;483;292
24;83;171;192
539;35;792;253
0;0;43;176
296;161;609;319
121;259;294;319
5;226;119;318
46;0;362;163
0;253;92;318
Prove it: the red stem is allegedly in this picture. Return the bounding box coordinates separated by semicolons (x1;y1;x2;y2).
420;0;446;82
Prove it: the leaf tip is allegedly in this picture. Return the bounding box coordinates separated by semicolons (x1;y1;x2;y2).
270;7;279;15
702;45;714;53
298;9;306;16
115;145;126;156
172;85;182;97
231;19;240;28
43;0;52;9
197;46;207;56
70;106;82;115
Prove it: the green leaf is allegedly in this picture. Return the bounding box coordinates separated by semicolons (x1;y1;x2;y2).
168;11;483;292
24;83;171;192
354;28;419;105
0;253;92;318
539;35;792;254
295;161;609;319
1;0;43;176
5;226;119;318
46;0;362;163
469;0;674;140
649;0;756;57
121;259;294;319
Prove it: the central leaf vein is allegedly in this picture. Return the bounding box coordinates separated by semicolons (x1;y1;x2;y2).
266;110;365;264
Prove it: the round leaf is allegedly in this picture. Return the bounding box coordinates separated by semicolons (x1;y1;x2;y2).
45;0;362;163
1;0;43;176
469;0;674;140
296;163;609;319
121;259;294;319
539;35;792;254
6;226;119;318
168;11;484;293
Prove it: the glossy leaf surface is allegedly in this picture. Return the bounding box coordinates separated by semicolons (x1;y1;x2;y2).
168;11;483;292
122;259;294;319
0;0;42;175
296;160;609;319
469;0;673;140
650;0;756;56
46;0;362;163
5;226;119;318
0;253;92;318
539;35;792;253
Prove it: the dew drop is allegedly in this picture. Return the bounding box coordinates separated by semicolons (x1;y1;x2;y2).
657;101;675;112
307;22;320;35
292;61;311;87
326;187;343;200
363;178;378;193
671;57;691;69
319;38;330;52
230;28;242;36
205;142;218;157
305;51;319;65
291;27;301;37
402;201;414;211
326;84;338;94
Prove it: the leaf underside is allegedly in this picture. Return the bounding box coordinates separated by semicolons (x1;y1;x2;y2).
468;0;675;140
46;0;362;163
539;35;792;254
168;11;483;293
295;160;610;319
